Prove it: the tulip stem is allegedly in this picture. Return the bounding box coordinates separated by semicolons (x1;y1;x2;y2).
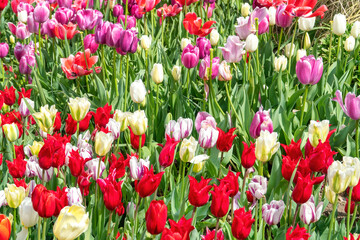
191;207;197;225
346;187;354;237
254;200;259;240
107;211;113;236
133;197;142;240
12;208;16;239
37;218;42;240
0;58;4;82
125;0;128;27
42;218;47;240
124;55;130;111
161;11;165;47
277;28;283;55
355;120;359;158
327;194;338;240
336;36;342;59
225;82;244;131
287;19;298;73
299;85;309;126
38;24;42;63
292;204;300;227
186;68;190;104
255;18;260;76
76;121;80;139
113;48;118;96
138;134;142;158
156;84;159;115
144;12;147;35
325;23;333;80
214;218;220;240
218;152;224;178
101;45;107;90
350;204;358;231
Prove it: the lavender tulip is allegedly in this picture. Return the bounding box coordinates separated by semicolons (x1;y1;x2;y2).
296;55;323;85
76;9;103;31
299;196;323;225
235;16;252;40
33;2;50;23
118;15;137;29
196;37;211;59
219;35;246;63
58;0;72;8
95;21;112;44
276;4;293;28
181;44;200;69
333;90;360;120
8;22;31;39
113;4;124;17
54;7;74;25
249;106;273;139
195;111;216;133
199;125;219;149
84;158;106;180
199;56;220;80
262;200;285;225
248;175;268;199
129;156;150;180
84;34;99;54
0;43;9;58
27;13;40;34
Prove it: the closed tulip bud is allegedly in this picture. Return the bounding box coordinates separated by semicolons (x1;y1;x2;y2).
210;29;219;46
250;106;273;139
304;32;311;49
0;43;9;58
190;154;209;173
19;197;39;227
285;43;295;58
179;136;197;162
245;34;258;52
241;3;250;17
262;200;285;225
218;61;232;81
84;158;105;180
276;4;293;28
299;196;323;225
255;130;280;162
345;36;355;52
308;120;329;147
19;98;34;117
210;183;231;218
0;214;11;240
328;161;354;194
145;200;167;235
351;21;360;38
4;184;25;208
296;49;307;62
274;55;287;72
113;110;131;132
33;2;49;23
296;55;323;85
113;5;124;17
32;105;58;134
140;35;151;50
128;110;148;136
130;79;146;103
66;187;83;206
181;44;200;69
53;205;89;240
18;10;28;23
325;185;337;204
3;123;19;142
94;131;114;156
196;37;211;59
172;65;181;81
299;17;315;31
332;14;346;36
199;125;219;149
343;156;360;187
269;7;276;26
68;97;91;122
178;117;193;139
151;63;164;84
248;175;268;199
10;36;15;44
181;38;192;50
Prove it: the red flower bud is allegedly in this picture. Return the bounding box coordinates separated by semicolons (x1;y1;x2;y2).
241;141;256;169
129;126;146;150
188;176;212;207
216;127;236;152
291;172;314;204
210;183;231;218
231;207;255;240
135;166;164;198
220;169;240;198
158;135;180;168
145;200;168;235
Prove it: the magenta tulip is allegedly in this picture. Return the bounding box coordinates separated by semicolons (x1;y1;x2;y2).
41;19;57;38
84;34;99;54
118;15;137;29
19;55;36;75
252;7;269;35
199;56;220;80
8;22;31;39
219;35;246;63
58;0;72;8
333;90;360;120
33;2;50;23
17;2;34;14
296;55;323;85
196;37;211;59
27;13;40;34
249;106;273;139
116;29;139;55
106;23;123;48
54;7;74;25
95;21;112;45
113;5;124;17
276;4;293;28
76;9;103;31
181;44;200;69
0;43;9;58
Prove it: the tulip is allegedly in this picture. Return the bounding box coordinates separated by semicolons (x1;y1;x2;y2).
135;166;164;198
241;142;256;169
19;54;36;75
255;130;279;162
241;3;250;17
299;195;323;225
210;183;231;218
33;2;49;23
345;36;355;52
351;180;360;202
162;217;194;239
210;29;219;46
32;104;58;134
250;106;274;139
68;97;91;122
325;185;337;204
129;155;150;180
245;33;258;52
248;175;267;199
286;225;310;240
190;154;209;173
351;21;360;38
113;110;131;132
145;200;167;235
113;4;124;17
199;125;219;149
83;34;99;54
76;9;103;31
115;29;139;54
299;17;315;31
333;90;360;120
221;170;240;197
8;22;31;39
181;38;192;50
18;10;28;23
172;65;181;81
307;140;336;174
54;7;73;25
216;128;236;152
58;0;72;8
27;13;40;34
308;120;329;147
127;110;148;136
0;43;9;58
296;55;323;85
195;111;217;132
4;184;25;208
332;13;347;36
268;6;276;26
219;36;246;63
151;63;164;84
188;176;212;207
94;131;114;156
235;17;252;40
130;79;146;104
217;60;232;81
296;49;307;62
41;19;57;38
158;135;180;168
183;12;215;37
3;123;19;142
202;228;225;240
181;44;200;69
199;56;220;80
140;35;151;50
262;200;285;225
284;43;295;58
232;207;255;240
0;214;11;240
343;157;360;187
97;175;123;211
19;197;39;228
19;98;34;117
106;118;121;139
276;4;293;28
84;158;106;180
179;136;197;162
53;205;89;240
328;161;354;194
66;187;83;206
196;37;211;59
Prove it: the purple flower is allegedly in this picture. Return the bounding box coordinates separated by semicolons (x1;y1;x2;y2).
57;0;72;8
235;16;252;40
0;43;9;58
54;7;74;25
181;44;199;69
106;23;123;48
27;13;40;34
129;4;144;19
33;2;50;23
115;29;139;55
199;125;219;149
14;42;35;61
8;22;31;39
17;2;34;14
118;15;137;29
248;175;268;199
84;158;106;180
196;37;211;59
41;18;58;38
249;106;273;139
19;55;36;75
84;34;99;54
276;4;293;28
219;35;246;63
333;90;360;120
252;7;269;35
295;55;323;85
95;21;112;44
113;4;124;18
299;196;323;225
76;9;103;31
199;56;220;80
195;111;216;133
262;200;285;225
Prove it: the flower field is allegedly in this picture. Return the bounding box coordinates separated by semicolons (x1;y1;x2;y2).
0;0;360;239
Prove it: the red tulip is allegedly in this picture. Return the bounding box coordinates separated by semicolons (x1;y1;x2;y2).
0;214;11;240
241;141;256;169
161;229;183;240
53;186;69;216
0;86;16;106
291;172;314;204
97;172;123;211
201;227;225;240
13;178;27;189
167;216;194;240
307;140;336;174
92;103;112;128
210;183;231;218
281;138;303;161
246;190;254;203
216;127;236;152
32;185;68;218
68;150;85;177
17;88;32;106
77;171;92;196
38;135;66;170
54;22;80;40
145;200;168;235
135;166;164;198
138;0;160;13
65;112;92;135
174;0;198;7
285;225;310;240
156;4;182;24
344;233;360;240
231;207;255;240
285;0;328;18
0;0;8;11
129;126;146;150
183;12;215;37
6;157;26;179
350;180;360;202
53;112;62;132
188;176;212;207
158;135;180;168
109;153;129;179
220;169;240;198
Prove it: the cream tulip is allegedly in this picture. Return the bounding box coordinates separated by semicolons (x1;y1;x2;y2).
130;79;146;104
127;110;148;136
332;14;347;36
344;36;355;52
241;3;250;17
3;123;19;142
32;105;58;133
210;29;220;46
327;161;354;194
342;156;360;187
285;43;295;58
255;130;280;162
19;197;39;228
151;63;164;84
351;21;360;38
179;136;198;162
140;35;151;50
296;49;307;62
113;110;132;132
172;65;181;81
245;34;258;52
4;184;26;208
68;97;91;122
94;131;114;157
274;55;287;72
299;17;315;31
325;185;337;204
268;7;276;26
308;120;329;147
181;38;192;50
304;32;311;49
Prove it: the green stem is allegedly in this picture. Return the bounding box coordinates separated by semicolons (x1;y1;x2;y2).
101;45;107;89
42;218;47;240
132;196;141;240
144;12;147;35
299;85;309;126
37;218;41;240
125;0;128;27
107;211;113;236
0;58;4;82
346;187;354;237
161;11;165;47
327;194;339;240
124;55;130;111
292;204;300;227
113;48;118;96
38;25;42;62
255;18;260;75
76;121;80;139
254;200;259;240
138;134;142;158
156;84;159;115
214;218;220;240
336;36;342;58
287;19;298;73
12;208;16;239
218;152;224;178
186;68;190;104
355;120;359;158
350;204;358;231
326;24;333;80
277;28;283;55
179;161;187;216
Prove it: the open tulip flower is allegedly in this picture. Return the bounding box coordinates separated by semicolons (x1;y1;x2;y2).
183;12;216;37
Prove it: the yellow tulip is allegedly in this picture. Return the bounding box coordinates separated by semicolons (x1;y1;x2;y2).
113;110;132;132
127;110;148;136
32;105;58;134
3;123;19;142
68;97;91;122
29;141;44;157
94;131;114;157
4;184;25;208
179;137;198;162
308;120;329;148
255;130;280;162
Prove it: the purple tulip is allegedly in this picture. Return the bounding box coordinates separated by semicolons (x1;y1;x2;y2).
0;43;9;58
106;23;123;48
235;16;252;40
54;7;74;25
57;0;72;8
84;34;99;54
19;98;34;117
113;4;124;18
95;21;112;44
196;37;211;59
296;55;323;85
252;7;269;35
19;55;36;75
129;4;144;19
27;13;40;34
299;196;323;225
249;106;273;139
262;200;285;225
33;2;50;23
41;18;58;38
332;90;360;120
8;22;31;40
116;29;139;54
219;35;246;63
248;175;268;199
199;56;220;80
17;2;34;14
199;125;219;149
181;44;199;69
118;15;137;29
276;4;293;28
178;117;193;139
76;9;103;31
14;42;35;62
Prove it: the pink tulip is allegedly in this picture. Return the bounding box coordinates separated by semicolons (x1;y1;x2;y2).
95;21;112;45
27;13;40;34
8;22;31;39
113;4;124;17
196;37;211;59
299;196;323;225
276;4;293;28
58;0;72;8
106;23;123;48
295;55;323;85
249;106;273;139
333;90;360;120
195;111;217;133
115;29;139;55
235;16;252;40
219;35;246;63
76;9;103;31
84;34;99;54
199;56;220;80
33;2;50;23
19;54;36;75
17;2;34;14
41;19;58;38
118;15;137;29
54;7;74;25
0;43;9;58
181;44;199;69
252;7;269;35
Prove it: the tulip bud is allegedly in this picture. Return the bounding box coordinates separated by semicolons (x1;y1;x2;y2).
196;37;211;59
3;123;19;142
245;34;258;52
94;131;114;156
113;110;131;132
19;197;39;227
325;185;337;204
4;184;26;208
296;49;307;62
179;136;197;162
165;120;180;141
172;65;181;81
296;55;323;85
129;156;150;180
351;21;360;38
250;106;273;138
0;43;9;58
274;55;287;72
151;63;164;84
181;38;192;50
68;97;91;122
218;60;232;81
268;7;276;26
10;36;15;44
308;120;329;147
199;125;219;149
84;158;105;180
18;10;28;23
19;98;34;117
285;43;295;58
66;187;83;206
241;3;250;17
190;154;209;173
32;104;58;134
332;14;346;36
130;79;146;104
29;141;44;157
342;156;360;187
299;196;323;225
33;2;50;23
248;175;268;199
140;35;151;50
304;32;311;49
344;36;355;52
127;110;148;136
327;161;354;194
262;200;285;225
299;17;315;31
210;29;219;46
255;130;279;162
